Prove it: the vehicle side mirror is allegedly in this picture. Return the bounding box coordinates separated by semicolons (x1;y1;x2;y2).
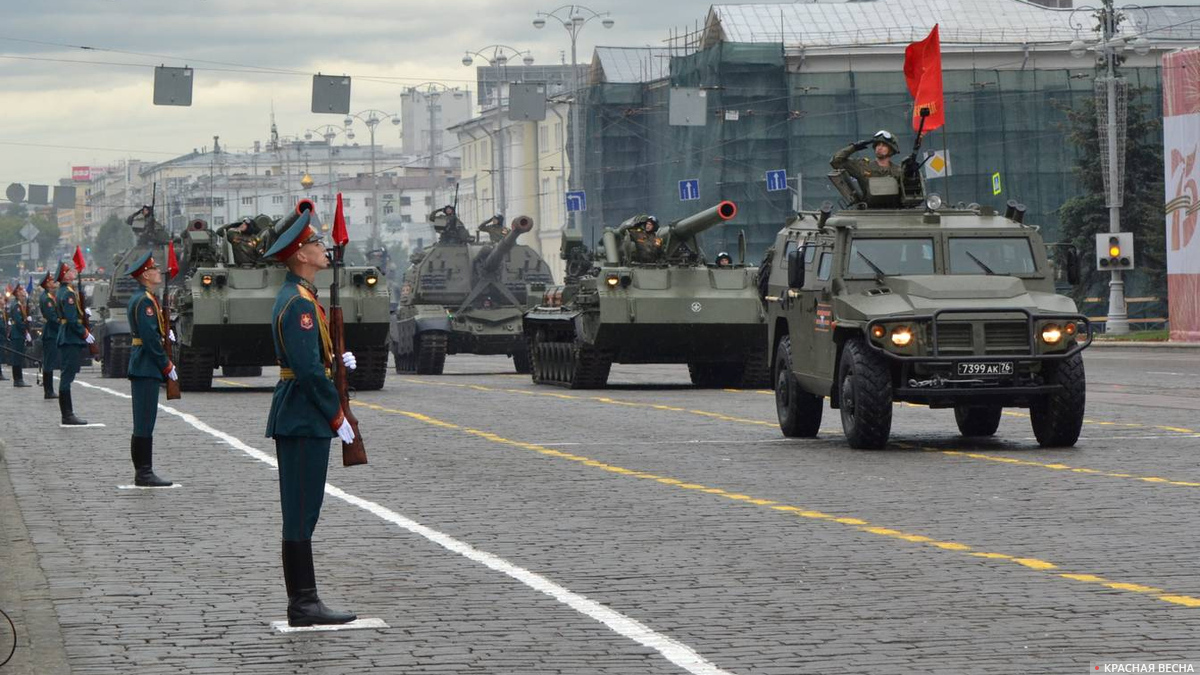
787;245;806;289
1066;246;1080;286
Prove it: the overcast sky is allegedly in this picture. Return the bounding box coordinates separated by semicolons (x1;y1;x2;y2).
0;0;702;189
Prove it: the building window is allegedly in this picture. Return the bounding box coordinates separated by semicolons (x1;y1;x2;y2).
214;198;225;207
365;198;373;207
384;193;394;200
401;215;412;223
272;195;283;204
215;216;226;226
539;125;549;149
241;196;253;205
383;205;394;215
424;196;432;206
400;196;411;206
555;122;562;148
366;216;373;224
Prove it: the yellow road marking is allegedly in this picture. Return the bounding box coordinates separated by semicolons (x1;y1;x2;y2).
353;399;1200;610
400;378;1200;489
215;379;251;388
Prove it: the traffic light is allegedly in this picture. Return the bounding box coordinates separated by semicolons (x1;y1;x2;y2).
1095;232;1134;270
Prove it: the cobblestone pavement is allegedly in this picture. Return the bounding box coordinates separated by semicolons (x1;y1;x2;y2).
1;348;1199;674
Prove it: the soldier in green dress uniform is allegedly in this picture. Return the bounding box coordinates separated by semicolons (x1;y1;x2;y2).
38;271;60;399
125;251;176;487
262;211;359;627
7;284;32;387
55;262;93;425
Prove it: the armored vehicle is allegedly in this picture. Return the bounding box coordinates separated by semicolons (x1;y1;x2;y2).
390;210;553;375
170;202;391;391
523;201;769;389
763;184;1091;449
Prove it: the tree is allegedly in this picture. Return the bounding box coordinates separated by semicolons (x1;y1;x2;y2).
1057;90;1165;306
92;215;134;271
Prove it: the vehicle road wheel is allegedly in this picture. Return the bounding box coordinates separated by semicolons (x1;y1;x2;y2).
954;405;1003;437
511;342;531;374
837;338;893;449
414;332;447;375
1030;354;1086;447
775;336;823;438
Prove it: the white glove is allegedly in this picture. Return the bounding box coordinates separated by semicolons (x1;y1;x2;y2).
336;419;355;444
341;351;356;371
167;366;178;381
168;329;176;343
24;332;31;344
85;308;93;318
84;332;96;345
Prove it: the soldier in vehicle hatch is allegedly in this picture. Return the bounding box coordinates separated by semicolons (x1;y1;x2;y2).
127;205;170;246
628;215;662;264
431;205;471;243
216;217;264;265
830;129;905;198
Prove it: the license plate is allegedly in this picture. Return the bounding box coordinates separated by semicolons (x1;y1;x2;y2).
956;361;1013;376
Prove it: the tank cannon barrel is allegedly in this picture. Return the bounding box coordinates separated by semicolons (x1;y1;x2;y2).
669;201;738;239
481;215;532;272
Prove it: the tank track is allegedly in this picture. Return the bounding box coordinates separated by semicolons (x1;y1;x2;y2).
530;333;611;389
414;332;447;375
347;345;388;391
100;334;130;379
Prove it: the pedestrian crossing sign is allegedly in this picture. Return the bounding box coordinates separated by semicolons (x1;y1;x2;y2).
923;150;951;179
992;172;1002;195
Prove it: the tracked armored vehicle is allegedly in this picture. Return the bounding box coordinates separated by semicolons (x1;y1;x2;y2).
391;211;553;375
523;201;769;389
764;163;1091;449
171;203;391;391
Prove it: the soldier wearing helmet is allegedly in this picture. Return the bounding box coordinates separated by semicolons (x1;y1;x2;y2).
715;251;733;267
216;216;264;265
627;215;663;264
830;129;905;200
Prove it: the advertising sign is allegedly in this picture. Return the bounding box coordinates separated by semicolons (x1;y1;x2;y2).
1163;49;1200;341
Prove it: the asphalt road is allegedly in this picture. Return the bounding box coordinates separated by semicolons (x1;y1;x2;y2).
1;346;1199;674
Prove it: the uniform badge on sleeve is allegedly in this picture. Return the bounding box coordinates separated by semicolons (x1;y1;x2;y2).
299;312;314;330
67;296;75;305
145;306;155;316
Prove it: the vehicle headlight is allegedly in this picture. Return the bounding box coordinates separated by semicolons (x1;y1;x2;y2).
201;274;213;287
871;325;886;339
605;274;620;288
1041;323;1063;345
925;193;943;211
365;274;378;287
1064;322;1077;337
890;326;913;347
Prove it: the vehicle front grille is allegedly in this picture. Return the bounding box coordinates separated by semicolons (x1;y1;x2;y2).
985;321;1031;354
934;323;973;353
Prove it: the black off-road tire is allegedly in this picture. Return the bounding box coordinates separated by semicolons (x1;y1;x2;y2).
511;342;532;374
837;338;893;449
347;346;388;391
954;405;1003;437
1030;353;1086;447
100;334;130;379
414;332;447;375
775;335;823;438
221;365;263;377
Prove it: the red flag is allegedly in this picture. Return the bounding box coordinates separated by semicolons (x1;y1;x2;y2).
167;241;180;279
332;192;348;247
72;245;86;272
904;25;945;133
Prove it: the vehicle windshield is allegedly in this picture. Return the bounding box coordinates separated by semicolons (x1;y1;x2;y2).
847;238;935;276
948;237;1037;275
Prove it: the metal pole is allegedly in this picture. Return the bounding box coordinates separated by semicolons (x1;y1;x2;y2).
570;29;582;239
370;122;379;247
497;66;507;216
1103;0;1129;334
327;136;335;226
429;90;439;208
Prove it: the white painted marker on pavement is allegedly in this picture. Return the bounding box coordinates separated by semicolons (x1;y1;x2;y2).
75;379;737;675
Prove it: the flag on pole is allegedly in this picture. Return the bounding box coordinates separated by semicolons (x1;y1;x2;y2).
332;192;349;247
72;245;86;272
26;276;33;294
904;25;945;132
167;241;180;279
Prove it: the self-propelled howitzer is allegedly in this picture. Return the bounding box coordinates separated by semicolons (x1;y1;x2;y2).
523;201;770;389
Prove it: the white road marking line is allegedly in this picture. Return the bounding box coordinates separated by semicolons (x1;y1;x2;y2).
1147;371;1190;377
116;484;183;490
271;618;389;633
59;423;106;428
75;379;736;675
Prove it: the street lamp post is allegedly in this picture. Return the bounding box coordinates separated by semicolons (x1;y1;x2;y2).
533;5;613;236
1068;1;1151;335
462;45;535;219
344;109;401;247
305;125;349;226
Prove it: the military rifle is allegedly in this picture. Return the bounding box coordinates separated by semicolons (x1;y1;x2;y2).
72;247;100;357
156;183;181;400
327;196;367;467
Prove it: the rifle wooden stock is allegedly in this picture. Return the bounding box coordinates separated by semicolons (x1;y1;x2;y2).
329;250;366;467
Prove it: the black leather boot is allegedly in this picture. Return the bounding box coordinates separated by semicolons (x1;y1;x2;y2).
131;436;172;487
13;366;30;387
59;391;88;426
282;540;355;627
43;373;56;399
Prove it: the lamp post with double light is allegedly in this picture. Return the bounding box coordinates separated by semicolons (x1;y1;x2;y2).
533;5;613;235
462;45;534;218
343;109;401;247
1067;0;1151;334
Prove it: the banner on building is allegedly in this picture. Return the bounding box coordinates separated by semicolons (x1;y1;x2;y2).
1164;49;1200;341
71;166;92;182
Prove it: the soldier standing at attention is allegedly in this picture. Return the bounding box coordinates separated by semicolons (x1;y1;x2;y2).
39;271;60;399
262;211;358;627
7;284;32;387
125;251;176;487
830;129;905;189
56;261;93;425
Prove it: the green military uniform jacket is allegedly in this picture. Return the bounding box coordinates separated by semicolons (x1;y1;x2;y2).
830;143;905;183
39;290;59;341
266;272;341;439
7;298;28;343
126;287;171;380
628;229;663;264
55;285;88;346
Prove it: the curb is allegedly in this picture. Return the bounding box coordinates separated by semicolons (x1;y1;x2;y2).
1087;340;1200;349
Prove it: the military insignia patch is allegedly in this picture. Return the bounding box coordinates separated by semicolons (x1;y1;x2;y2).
299;312;314;330
67;296;75;305
145;306;155;316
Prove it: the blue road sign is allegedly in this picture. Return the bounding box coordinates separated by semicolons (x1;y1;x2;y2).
678;179;700;201
765;169;788;192
566;190;586;213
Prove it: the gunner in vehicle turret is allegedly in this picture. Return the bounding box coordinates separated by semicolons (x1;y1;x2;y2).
830;130;907;203
628;215;662;264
